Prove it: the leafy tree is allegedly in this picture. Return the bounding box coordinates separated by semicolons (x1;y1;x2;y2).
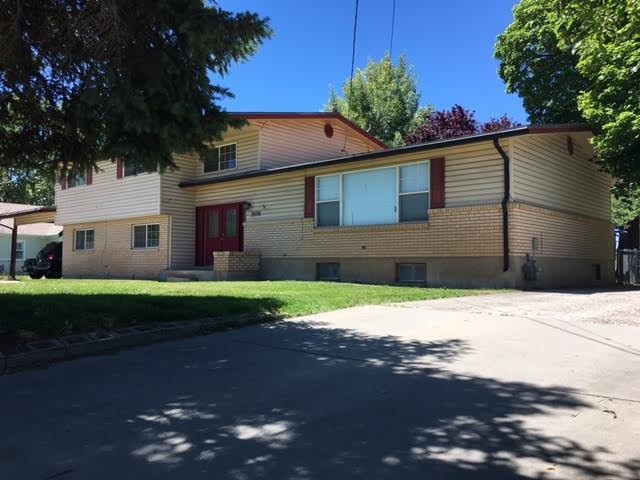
327;53;420;146
0;1;271;175
404;105;520;145
494;0;588;124
495;0;640;190
0;169;55;206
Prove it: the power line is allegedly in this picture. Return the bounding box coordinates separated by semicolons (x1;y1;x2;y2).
390;0;397;58
347;0;360;121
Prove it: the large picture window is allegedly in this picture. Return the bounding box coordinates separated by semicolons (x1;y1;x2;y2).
133;224;160;249
315;161;430;227
203;144;237;173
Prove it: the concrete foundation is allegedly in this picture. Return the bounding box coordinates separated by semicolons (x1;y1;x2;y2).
260;255;615;289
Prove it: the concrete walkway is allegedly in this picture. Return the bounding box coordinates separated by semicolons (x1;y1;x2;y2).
1;290;639;479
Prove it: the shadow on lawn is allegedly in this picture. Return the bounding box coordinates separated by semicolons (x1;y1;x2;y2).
1;320;636;479
0;293;284;339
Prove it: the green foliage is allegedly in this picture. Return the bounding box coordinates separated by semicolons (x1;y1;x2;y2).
496;0;640;188
0;169;55;206
494;0;588;124
0;1;271;175
0;279;490;340
327;54;421;146
612;190;640;228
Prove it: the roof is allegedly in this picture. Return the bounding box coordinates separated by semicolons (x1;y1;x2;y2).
0;203;60;236
180;124;594;188
229;111;388;149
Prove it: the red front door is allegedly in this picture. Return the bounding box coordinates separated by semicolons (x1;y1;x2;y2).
195;203;243;266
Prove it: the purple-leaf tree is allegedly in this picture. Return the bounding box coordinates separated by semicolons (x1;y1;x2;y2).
404;105;521;145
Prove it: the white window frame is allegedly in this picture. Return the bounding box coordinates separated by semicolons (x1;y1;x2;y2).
132;223;160;249
15;240;25;260
74;229;95;251
315;160;430;227
203;143;238;174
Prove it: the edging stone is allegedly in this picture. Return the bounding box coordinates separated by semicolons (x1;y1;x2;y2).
1;316;270;375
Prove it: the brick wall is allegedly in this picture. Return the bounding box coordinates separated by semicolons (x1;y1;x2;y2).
245;204;504;259
62;215;170;278
212;251;260;280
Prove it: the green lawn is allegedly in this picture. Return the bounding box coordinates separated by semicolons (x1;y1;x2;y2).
0;278;490;345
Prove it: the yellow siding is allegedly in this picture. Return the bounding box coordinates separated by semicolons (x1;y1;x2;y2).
197;125;260;179
244;205;503;258
55;160;161;224
510;203;613;259
511;133;611;221
259;118;383;169
161;153;198;268
194;171;305;222
62;215;169;278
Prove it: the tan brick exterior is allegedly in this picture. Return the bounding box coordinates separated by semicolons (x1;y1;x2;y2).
62;215;170;279
212;251;260;280
245;204;504;259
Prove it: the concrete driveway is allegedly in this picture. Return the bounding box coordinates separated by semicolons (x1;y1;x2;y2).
1;290;639;479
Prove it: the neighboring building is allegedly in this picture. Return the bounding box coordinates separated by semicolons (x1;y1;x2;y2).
0;203;63;274
54;113;614;287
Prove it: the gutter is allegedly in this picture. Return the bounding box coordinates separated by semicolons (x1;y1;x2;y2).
493;138;510;272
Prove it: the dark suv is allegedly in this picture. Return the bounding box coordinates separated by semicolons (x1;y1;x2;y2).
22;242;63;279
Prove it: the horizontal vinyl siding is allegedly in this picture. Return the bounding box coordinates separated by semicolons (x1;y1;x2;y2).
260;118;383;169
194;172;305;223
55;160;160;225
512;134;611;221
161;153;198;268
197;126;260;180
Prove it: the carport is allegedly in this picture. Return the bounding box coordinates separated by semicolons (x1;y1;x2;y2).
0;206;57;279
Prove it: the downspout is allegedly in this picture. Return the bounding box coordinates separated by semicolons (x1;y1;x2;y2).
493;138;510;272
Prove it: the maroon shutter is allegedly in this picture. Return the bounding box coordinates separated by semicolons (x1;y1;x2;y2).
86;168;93;185
116;159;123;179
60;173;67;190
430;158;445;209
304;176;315;218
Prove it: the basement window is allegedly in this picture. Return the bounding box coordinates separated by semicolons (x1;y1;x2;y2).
397;263;426;284
317;263;340;281
592;264;601;281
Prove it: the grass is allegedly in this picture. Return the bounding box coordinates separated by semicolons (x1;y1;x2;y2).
0;278;492;347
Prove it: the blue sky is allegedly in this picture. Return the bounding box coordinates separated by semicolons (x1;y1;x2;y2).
217;0;527;123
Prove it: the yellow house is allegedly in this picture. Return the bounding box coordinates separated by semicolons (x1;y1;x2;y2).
54;113;614;288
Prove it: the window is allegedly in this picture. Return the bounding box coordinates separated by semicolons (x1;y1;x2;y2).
67;170;87;188
399;163;429;222
397;263;426;283
16;241;25;260
133;224;160;249
75;229;95;250
124;162;146;177
316;161;430;227
203;144;237;173
316;175;340;227
317;262;340;281
592;264;601;281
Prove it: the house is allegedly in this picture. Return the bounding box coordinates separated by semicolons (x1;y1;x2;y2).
54;113;614;287
0;203;63;274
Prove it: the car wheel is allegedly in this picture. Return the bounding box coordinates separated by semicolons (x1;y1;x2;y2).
29;273;44;279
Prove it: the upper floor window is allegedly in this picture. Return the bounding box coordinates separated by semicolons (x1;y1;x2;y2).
203;144;237;173
124;162;146;177
67;169;88;188
316;161;430;227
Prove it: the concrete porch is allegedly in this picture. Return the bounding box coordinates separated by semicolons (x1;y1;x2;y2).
161;251;261;282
